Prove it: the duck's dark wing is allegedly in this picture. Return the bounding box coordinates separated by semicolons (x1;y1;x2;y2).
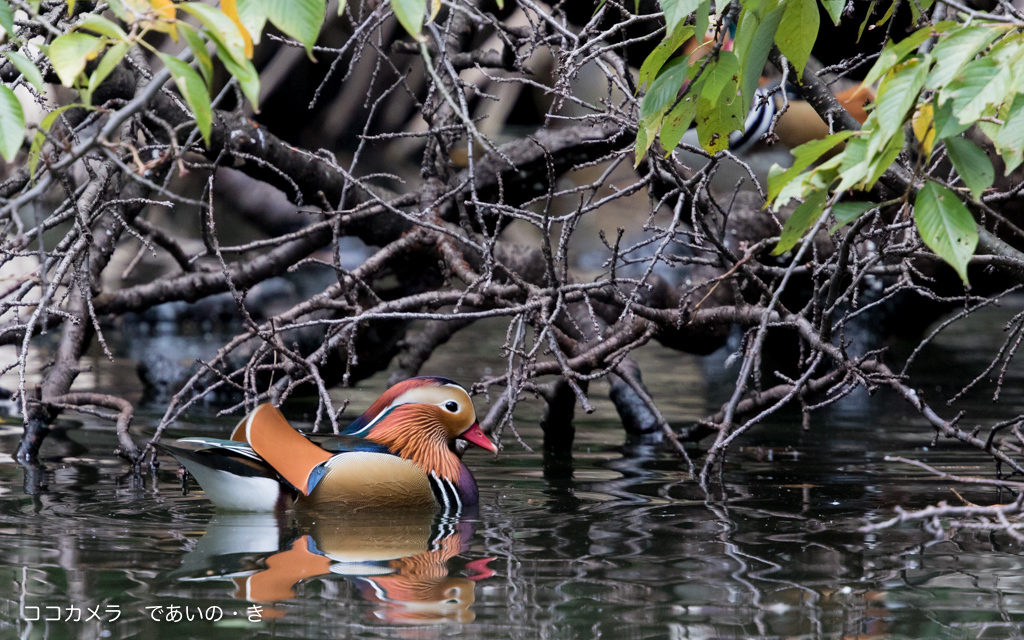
306;433;391;454
155;438;297;511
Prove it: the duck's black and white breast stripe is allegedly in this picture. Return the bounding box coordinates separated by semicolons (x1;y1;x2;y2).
729;86;778;152
428;472;463;516
429;520;458;551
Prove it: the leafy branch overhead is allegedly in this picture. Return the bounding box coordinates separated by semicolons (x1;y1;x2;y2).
3;0;1024;515
0;0;449;170
0;0;338;164
639;0;1024;284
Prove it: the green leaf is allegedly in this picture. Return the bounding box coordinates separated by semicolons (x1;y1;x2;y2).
693;0;709;50
638;23;694;91
945;136;993;201
75;14;129;40
179;2;248;66
0;0;14;38
976;106;1001;143
236;0;269;45
994;93;1024;174
3;51;44;92
159;54;213;146
83;40;128;103
179;23;214;88
773;187;828;255
105;0;129;20
0;85;24;161
909;0;934;23
874;0;896;29
925;25;998;90
696;73;743;154
913;181;978;285
216;40;261;110
659;89;698;152
735;4;782;112
931;97;969;139
733;9;759;65
830;201;876;232
835;134;868;193
872;58;927;142
863;127;904;189
701;50;740;102
944;58;1011;125
819;0;843;25
994;34;1024;70
856;0;875;42
85;42;128;104
640;57;690;120
966;67;1014;125
861;23;946;87
338;0;348;14
635;127;652;165
260;0;325;58
767;130;853;204
771;164;813;210
636;57;691;161
660;0;703;34
776;0;818;74
48;32;104;87
28;104;77;177
392;0;427;40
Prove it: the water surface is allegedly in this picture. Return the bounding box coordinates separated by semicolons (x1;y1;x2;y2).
1;308;1023;639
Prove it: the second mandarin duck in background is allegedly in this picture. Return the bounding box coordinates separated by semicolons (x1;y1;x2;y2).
158;377;496;514
730;81;875;152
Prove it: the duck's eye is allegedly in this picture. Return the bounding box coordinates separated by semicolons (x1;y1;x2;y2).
444;401;459;413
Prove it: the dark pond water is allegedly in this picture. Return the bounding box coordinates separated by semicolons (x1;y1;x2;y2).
1;307;1024;640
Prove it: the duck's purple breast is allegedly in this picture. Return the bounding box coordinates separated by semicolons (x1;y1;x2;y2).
456;463;479;507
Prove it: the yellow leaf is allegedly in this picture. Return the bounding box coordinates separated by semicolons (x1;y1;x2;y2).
143;0;179;40
150;0;175;21
429;0;440;21
220;0;254;58
912;102;936;157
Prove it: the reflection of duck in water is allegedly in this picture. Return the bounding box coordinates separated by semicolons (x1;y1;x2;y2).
156;377;496;514
343;524;492;624
172;512;493;624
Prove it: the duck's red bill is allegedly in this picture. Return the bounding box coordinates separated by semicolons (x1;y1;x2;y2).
464;557;496;581
460;422;497;453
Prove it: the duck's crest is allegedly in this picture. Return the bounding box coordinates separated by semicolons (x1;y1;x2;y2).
343;376;459;437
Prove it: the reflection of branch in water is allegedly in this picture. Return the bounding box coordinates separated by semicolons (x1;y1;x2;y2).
700;495;917;639
862;456;1024;541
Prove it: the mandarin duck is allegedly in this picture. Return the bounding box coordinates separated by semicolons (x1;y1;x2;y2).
730;81;875;152
667;19;876;196
672;78;875;197
676;16;875;151
158;377;496;514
